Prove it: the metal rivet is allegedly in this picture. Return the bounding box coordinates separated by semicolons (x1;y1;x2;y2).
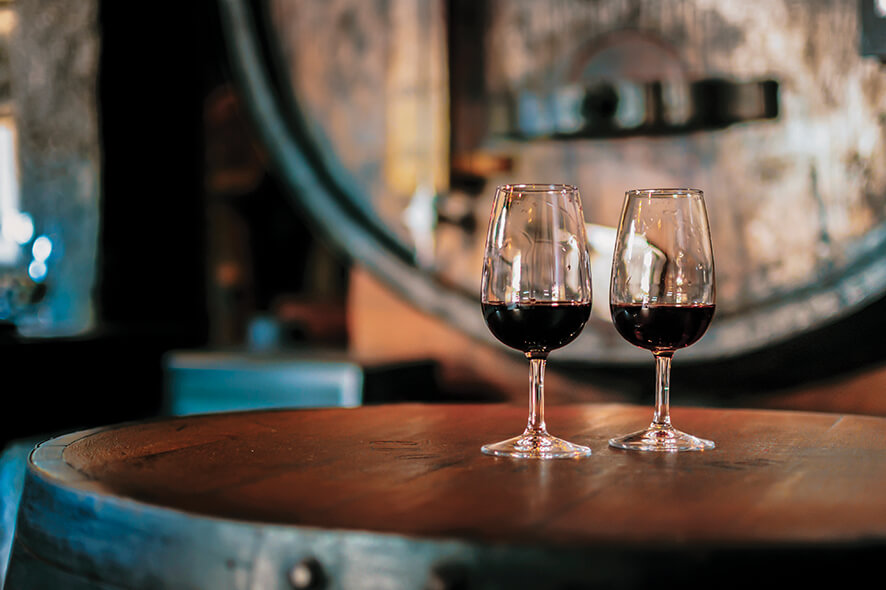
289;557;325;589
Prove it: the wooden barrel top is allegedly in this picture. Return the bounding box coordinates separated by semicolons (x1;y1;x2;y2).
8;403;886;589
53;403;886;543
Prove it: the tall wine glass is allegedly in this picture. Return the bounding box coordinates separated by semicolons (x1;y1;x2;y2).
480;184;593;458
608;188;716;452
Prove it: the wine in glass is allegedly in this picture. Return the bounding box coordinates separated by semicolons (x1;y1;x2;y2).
608;188;716;452
481;184;593;459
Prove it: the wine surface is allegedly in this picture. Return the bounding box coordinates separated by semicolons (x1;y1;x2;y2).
610;303;715;353
482;302;591;354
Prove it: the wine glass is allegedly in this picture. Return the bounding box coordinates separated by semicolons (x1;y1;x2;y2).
480;184;593;458
608;188;716;452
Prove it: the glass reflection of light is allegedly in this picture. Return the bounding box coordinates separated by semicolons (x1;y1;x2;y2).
509;252;522;304
587;223;667;319
564;233;580;295
641;248;656;301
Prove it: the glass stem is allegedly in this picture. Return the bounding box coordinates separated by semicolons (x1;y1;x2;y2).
652;352;673;427
526;355;548;435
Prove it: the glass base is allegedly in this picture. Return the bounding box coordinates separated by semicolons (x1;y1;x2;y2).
608;423;715;452
481;431;592;459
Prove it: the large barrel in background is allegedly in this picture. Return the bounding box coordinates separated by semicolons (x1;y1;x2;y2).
218;0;886;399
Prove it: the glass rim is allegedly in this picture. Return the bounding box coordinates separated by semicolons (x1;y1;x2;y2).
498;183;579;193
626;187;703;198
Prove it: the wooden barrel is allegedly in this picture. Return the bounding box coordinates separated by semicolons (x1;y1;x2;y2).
215;0;886;395
6;404;886;589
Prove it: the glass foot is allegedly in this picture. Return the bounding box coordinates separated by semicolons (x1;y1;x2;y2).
608;423;715;452
482;431;592;459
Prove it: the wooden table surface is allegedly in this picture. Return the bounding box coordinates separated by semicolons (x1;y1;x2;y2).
63;403;886;543
8;403;886;589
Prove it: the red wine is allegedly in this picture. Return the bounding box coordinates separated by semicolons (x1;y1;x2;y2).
611;303;715;353
482;302;591;354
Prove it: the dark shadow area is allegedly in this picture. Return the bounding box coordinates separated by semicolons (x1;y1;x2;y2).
0;1;215;449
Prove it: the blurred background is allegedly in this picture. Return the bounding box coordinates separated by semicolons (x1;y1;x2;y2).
1;0;886;452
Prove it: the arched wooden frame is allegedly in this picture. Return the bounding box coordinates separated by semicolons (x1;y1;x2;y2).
216;0;492;345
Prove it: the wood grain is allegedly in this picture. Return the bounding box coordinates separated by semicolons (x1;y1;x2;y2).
60;403;886;547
